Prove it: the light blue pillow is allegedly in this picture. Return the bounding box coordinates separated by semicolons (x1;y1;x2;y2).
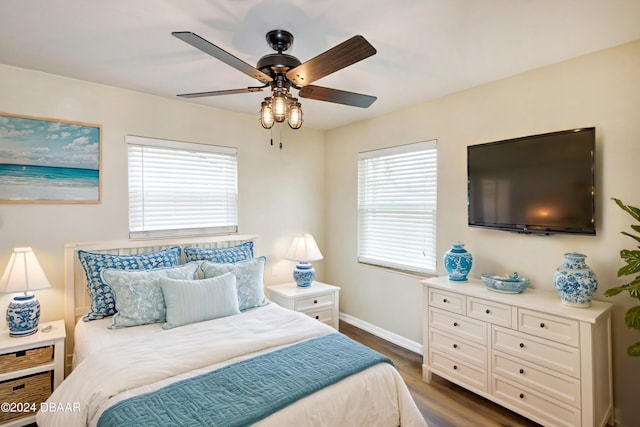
101;263;199;329
200;256;267;311
78;246;182;321
160;273;240;329
184;242;254;263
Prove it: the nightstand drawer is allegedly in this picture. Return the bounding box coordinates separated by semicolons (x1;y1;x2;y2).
0;346;53;374
0;371;52;423
295;293;334;311
303;307;334;324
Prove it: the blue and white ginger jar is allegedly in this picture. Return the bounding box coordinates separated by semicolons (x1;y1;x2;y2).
444;243;473;282
553;252;597;307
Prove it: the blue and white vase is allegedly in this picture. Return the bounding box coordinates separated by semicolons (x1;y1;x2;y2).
444;243;473;282
553;253;597;307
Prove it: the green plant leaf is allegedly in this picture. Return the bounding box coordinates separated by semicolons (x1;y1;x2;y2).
618;250;640;277
622;231;640;244
613;198;640;221
628;342;640;357
604;286;626;297
624;306;640;330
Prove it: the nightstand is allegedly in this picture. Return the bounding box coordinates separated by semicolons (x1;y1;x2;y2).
0;320;66;427
267;282;341;330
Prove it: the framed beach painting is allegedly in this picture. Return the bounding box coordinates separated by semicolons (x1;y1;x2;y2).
0;112;101;203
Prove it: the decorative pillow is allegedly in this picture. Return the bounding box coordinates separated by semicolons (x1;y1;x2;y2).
184;241;254;263
101;263;199;329
78;246;182;321
160;273;240;329
200;256;267;311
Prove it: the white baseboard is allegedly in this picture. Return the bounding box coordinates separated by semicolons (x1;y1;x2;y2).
339;312;423;355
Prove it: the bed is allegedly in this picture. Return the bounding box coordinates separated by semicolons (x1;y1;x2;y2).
37;235;427;427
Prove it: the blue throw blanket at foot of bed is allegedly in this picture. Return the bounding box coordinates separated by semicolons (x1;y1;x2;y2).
97;332;392;427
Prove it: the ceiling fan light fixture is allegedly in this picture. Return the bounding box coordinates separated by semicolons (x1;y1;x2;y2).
272;93;287;122
287;99;303;129
260;98;274;129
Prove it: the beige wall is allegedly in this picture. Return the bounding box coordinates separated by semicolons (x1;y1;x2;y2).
324;40;640;424
0;64;326;330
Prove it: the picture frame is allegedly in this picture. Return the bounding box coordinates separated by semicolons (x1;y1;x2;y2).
0;112;102;203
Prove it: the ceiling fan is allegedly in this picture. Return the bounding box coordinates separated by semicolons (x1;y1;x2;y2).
172;29;377;129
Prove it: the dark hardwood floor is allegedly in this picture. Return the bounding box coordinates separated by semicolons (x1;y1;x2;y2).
340;321;542;427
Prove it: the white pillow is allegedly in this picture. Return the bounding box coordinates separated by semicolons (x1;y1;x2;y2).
160;272;240;329
200;256;267;311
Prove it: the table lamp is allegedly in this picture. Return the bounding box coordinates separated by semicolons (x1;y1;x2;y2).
284;234;323;288
0;247;51;337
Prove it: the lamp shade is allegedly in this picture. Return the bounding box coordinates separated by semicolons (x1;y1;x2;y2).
0;247;51;294
285;234;323;262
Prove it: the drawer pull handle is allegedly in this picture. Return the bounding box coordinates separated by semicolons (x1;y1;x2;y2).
443;298;448;303
453;344;458;349
519;343;525;348
539;322;545;328
453;365;458;370
453;322;458;327
16;350;27;358
485;309;491;314
313;300;318;304
519;368;525;374
519;393;525;399
315;316;319;320
13;384;25;392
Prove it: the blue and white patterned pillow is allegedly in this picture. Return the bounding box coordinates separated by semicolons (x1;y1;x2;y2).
101;263;199;329
184;242;254;263
160;272;241;329
200;256;267;311
78;246;182;321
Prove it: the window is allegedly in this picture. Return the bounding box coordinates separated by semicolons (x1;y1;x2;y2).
127;135;238;238
358;140;437;274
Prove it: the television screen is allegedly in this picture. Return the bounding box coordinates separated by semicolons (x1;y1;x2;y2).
467;127;595;235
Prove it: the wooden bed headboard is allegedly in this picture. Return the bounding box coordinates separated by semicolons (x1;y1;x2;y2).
63;234;258;375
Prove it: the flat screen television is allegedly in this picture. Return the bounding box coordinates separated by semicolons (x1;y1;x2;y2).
467;127;596;235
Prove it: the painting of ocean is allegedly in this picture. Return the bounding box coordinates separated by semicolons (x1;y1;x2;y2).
0;113;101;202
0;164;99;201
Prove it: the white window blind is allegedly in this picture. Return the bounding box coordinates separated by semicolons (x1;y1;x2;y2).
127;135;238;238
358;140;437;274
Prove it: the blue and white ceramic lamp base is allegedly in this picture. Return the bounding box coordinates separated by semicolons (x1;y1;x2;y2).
7;293;41;337
293;261;316;288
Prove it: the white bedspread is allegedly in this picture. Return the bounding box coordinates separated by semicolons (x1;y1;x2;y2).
38;303;427;427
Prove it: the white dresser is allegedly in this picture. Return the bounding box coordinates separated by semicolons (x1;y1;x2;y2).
422;276;613;427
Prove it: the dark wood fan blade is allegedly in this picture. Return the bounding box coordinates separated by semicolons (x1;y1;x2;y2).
286;35;376;86
172;31;273;84
177;87;264;98
298;85;376;108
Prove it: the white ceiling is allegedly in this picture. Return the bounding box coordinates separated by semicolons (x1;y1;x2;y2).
1;0;639;130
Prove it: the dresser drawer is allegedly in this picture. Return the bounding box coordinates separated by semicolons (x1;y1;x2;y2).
493;376;581;427
518;309;580;347
303;307;334;325
430;328;487;368
0;346;53;374
295;293;334;311
467;297;512;327
0;371;52;423
492;351;581;408
430;350;487;392
428;288;465;315
492;326;581;378
429;308;487;345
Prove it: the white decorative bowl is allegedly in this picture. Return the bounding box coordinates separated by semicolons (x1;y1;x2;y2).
481;273;530;294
